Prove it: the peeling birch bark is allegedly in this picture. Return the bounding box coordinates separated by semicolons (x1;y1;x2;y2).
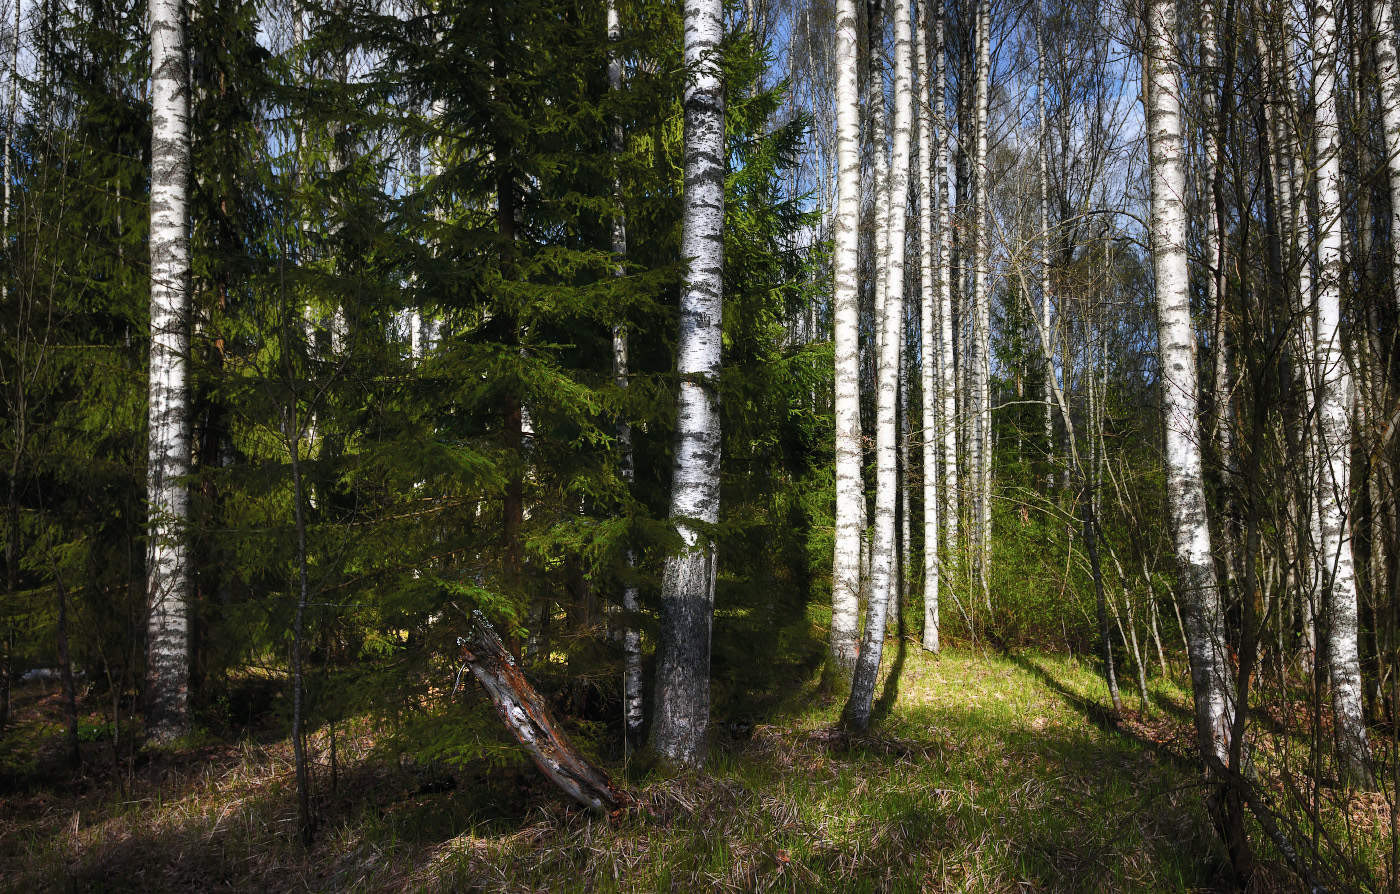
460;614;631;813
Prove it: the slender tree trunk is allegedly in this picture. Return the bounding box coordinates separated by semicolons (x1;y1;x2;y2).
1146;0;1235;769
896;320;910;627
935;7;957;584
1085;338;1122;713
54;575;80;770
973;0;991;610
845;0;912;731
648;0;725;767
0;0;20;733
1374;0;1400;314
1311;0;1376;789
145;0;193;744
1200;0;1235;507
831;0;863;674
288;408;314;844
870;7;890;354
916;0;940;653
607;0;644;745
1037;12;1054;490
2;0;15;312
1285;16;1322;670
1148;573;1170;675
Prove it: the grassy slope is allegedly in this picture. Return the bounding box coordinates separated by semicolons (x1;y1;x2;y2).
1;642;1250;893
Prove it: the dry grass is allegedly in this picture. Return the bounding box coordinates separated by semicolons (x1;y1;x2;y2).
1;641;1381;892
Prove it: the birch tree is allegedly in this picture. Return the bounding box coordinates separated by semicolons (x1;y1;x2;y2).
145;0;193;743
1145;0;1234;769
1311;0;1375;789
916;0;939;653
608;0;644;742
1036;9;1053;485
0;0;17;730
649;0;725;767
972;0;991;608
935;4;957;574
1373;0;1400;314
831;0;862;674
845;0;911;730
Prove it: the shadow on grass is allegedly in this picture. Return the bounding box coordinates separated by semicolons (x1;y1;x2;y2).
870;603;908;724
812;697;1223;891
1009;653;1202;776
1151;686;1194;723
8;648;1238;893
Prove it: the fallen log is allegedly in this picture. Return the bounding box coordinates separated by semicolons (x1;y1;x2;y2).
457;610;631;814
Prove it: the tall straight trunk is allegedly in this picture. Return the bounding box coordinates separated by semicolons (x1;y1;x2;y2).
1083;485;1123;713
897;323;910;625
1284;17;1322;667
935;7;957;577
490;7;525;597
287;410;314;844
607;0;644;743
1146;0;1235;769
870;7;890;347
648;0;725;768
1;0;20;732
831;0;863;674
54;576;80;769
145;0;193;744
1037;12;1053;489
1311;0;1375;789
916;0;940;653
1200;0;1234;499
972;0;991;610
2;0;15;310
844;0;912;731
1373;0;1400;313
1086;337;1122;713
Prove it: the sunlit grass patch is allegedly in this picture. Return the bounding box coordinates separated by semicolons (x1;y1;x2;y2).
3;644;1247;892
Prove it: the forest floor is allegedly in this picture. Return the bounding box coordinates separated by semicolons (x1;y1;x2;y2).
0;633;1375;892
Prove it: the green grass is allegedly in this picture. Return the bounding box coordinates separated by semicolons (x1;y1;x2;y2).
2;639;1264;893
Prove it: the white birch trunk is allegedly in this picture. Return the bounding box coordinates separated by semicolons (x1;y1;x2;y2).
845;0;912;730
1199;0;1233;488
608;0;644;743
1311;0;1375;788
973;0;991;609
831;0;863;674
916;0;939;653
871;21;891;361
3;0;16;308
1146;0;1234;770
1284;18;1322;663
935;7;958;574
897;317;910;625
1373;0;1400;314
649;0;725;768
146;0;193;743
1037;14;1053;488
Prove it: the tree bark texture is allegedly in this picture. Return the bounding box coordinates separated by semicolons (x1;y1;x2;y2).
145;0;193;744
649;0;725;768
935;6;958;572
461;613;631;812
845;0;912;731
1375;0;1400;314
1146;0;1235;770
916;0;940;653
608;0;645;744
972;0;991;609
1311;0;1375;789
831;0;862;675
